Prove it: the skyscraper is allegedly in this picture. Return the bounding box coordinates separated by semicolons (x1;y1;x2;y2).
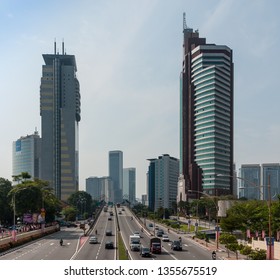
148;154;179;211
109;151;123;203
12;130;41;179
40;42;81;201
178;14;234;201
239;164;261;199
123;168;136;204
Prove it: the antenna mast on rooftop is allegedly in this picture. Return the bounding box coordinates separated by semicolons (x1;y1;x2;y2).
183;12;187;30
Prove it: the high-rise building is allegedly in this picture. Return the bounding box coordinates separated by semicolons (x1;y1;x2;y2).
262;163;280;201
239;164;261;199
12;130;41;179
86;176;114;203
40;42;81;201
109;151;123;203
86;177;102;200
148;154;179;212
123;168;136;204
178;14;234;201
239;163;280;201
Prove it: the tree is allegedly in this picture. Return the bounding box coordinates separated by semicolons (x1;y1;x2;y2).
219;233;239;258
8;175;60;223
0;178;13;225
67;191;93;219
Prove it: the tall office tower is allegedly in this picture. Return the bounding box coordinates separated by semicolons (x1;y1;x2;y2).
262;163;280;201
109;151;123;203
148;154;179;212
239;164;261;199
123;168;136;204
12;130;41;179
40;42;81;201
178;14;234;201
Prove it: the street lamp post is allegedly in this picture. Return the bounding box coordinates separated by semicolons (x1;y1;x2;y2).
187;190;219;249
217;173;273;260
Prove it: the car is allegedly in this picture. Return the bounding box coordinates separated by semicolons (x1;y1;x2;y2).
109;212;114;216
155;226;159;230
105;230;112;236
118;211;122;215
156;230;164;237
140;246;151;257
105;241;114;249
162;234;169;242
108;217;112;221
89;236;98;244
148;223;153;227
171;240;182;251
134;231;141;238
67;222;77;228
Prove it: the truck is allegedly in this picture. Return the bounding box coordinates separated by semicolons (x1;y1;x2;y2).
150;237;161;254
129;235;141;251
103;206;108;212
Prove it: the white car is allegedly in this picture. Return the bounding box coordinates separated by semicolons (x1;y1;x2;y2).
162;234;169;242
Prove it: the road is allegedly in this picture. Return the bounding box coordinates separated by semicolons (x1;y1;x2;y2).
0;205;214;260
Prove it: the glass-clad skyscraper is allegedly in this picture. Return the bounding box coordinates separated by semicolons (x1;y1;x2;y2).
12;130;41;179
178;14;233;200
40;42;81;201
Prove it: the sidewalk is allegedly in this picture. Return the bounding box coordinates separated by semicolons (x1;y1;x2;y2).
187;235;247;260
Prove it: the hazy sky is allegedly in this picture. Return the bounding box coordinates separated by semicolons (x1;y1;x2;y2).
1;0;280;199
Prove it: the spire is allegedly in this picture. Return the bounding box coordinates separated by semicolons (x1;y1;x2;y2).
183;12;187;31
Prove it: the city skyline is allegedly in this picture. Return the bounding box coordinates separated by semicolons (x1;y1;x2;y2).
1;1;280;199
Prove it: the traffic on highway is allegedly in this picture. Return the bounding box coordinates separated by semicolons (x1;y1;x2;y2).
0;205;213;260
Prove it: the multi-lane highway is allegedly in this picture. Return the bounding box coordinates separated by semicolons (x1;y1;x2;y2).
0;205;213;260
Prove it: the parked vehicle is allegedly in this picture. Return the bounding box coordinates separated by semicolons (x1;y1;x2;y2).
150;237;161;254
129;235;141;251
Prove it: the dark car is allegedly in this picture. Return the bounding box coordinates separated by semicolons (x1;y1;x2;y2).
67;222;77;228
171;240;182;251
108;217;112;221
156;230;164;237
105;241;114;249
106;230;112;236
140;246;151;257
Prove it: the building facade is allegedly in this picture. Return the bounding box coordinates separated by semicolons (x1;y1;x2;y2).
178;14;234;202
109;151;123;203
86;176;114;203
239;163;280;201
148;154;179;212
123;168;136;204
239;164;261;199
12;130;41;179
40;42;81;201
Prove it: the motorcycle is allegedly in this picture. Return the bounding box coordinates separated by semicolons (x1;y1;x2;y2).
60;239;63;246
